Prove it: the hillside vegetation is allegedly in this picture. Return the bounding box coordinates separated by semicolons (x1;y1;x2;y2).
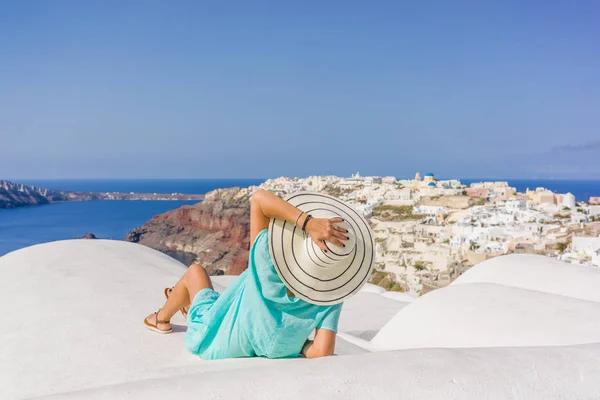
372;204;426;222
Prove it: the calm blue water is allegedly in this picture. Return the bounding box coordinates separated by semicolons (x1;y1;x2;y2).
0;179;264;257
17;178;265;194
0;200;199;256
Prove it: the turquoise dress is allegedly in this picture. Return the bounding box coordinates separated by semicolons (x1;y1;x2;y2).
184;229;343;360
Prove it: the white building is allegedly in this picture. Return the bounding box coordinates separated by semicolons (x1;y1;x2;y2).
413;205;447;216
572;236;600;254
437;179;462;189
383;188;413;202
562;192;576;210
571;213;588;224
505;199;527;212
470;181;510;189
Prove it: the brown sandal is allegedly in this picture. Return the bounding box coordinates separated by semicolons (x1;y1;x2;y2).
164;287;189;319
144;309;172;334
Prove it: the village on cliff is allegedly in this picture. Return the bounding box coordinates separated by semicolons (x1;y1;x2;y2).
248;173;600;295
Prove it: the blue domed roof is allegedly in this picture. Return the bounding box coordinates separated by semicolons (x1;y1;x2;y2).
427;181;436;187
425;172;434;177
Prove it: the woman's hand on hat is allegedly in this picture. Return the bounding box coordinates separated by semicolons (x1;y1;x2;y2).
305;217;348;251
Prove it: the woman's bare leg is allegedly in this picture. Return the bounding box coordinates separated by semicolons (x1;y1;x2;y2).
146;264;213;331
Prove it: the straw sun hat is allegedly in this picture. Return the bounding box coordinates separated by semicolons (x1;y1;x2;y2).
268;192;375;305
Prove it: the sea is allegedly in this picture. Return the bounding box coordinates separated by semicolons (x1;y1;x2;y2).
0;179;264;257
1;178;599;257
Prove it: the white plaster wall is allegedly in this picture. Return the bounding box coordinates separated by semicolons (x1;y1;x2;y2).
4;240;600;399
572;236;600;253
453;254;600;303
40;344;600;400
372;283;600;351
0;239;404;400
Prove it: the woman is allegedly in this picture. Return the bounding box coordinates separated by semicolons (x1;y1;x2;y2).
144;188;350;359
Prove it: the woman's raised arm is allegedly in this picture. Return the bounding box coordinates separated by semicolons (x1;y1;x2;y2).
250;189;348;250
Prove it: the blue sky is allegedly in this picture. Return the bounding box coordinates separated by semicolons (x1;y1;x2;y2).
1;1;599;180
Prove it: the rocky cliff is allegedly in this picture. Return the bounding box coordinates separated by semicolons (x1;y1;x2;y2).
123;186;404;291
125;187;252;275
0;180;71;208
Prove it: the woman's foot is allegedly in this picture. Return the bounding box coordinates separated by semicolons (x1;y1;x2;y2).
144;310;172;334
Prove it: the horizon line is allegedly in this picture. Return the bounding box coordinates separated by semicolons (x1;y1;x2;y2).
5;176;600;182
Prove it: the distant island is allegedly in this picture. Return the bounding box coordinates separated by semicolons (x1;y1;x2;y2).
0;180;204;209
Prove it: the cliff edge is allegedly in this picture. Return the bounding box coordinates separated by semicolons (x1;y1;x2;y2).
125;187;251;274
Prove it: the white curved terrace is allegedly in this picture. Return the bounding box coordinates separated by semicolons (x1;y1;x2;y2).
1;240;600;399
452;253;600;302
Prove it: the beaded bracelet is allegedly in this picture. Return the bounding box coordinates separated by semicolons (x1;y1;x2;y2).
302;214;313;231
